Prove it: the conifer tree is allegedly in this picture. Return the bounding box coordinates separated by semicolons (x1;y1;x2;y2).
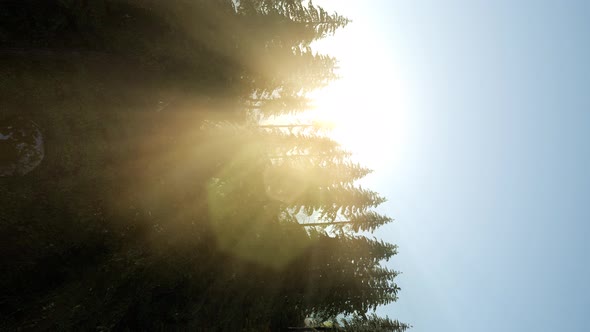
281;233;400;317
341;313;412;332
1;1;406;330
302;211;394;233
237;0;351;45
246;93;314;117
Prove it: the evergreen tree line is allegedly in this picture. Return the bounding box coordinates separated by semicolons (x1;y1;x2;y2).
0;1;410;330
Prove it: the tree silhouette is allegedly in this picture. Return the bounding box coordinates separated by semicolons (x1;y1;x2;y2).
341;313;412;332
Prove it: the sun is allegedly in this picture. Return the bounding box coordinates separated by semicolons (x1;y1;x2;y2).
301;6;408;167
303;62;408;169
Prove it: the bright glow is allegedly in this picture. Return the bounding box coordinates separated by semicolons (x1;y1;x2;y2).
305;15;409;170
306;72;408;159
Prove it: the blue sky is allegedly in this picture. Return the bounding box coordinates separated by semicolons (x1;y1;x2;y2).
314;1;590;331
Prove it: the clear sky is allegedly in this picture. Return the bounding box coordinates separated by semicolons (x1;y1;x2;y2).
312;1;590;331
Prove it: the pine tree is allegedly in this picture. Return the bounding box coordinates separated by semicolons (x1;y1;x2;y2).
2;1;407;330
246;93;314;117
233;0;346;97
301;211;394;233
280;233;400;317
237;0;351;46
287;184;385;220
340;313;412;332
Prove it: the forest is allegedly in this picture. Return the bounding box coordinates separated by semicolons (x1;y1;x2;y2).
0;1;409;331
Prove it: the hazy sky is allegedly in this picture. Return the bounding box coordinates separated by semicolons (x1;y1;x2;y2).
313;1;590;331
